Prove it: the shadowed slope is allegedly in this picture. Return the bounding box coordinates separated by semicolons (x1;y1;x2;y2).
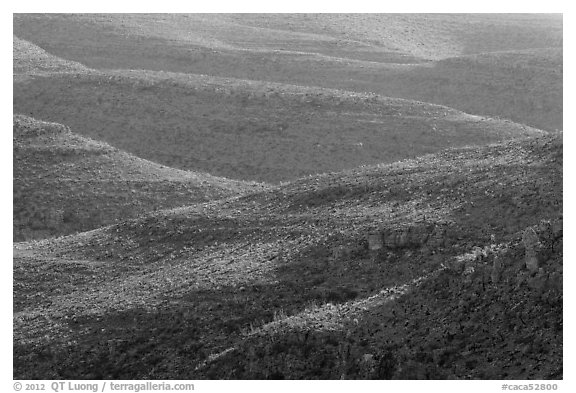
13;115;263;241
203;219;562;379
14;134;561;379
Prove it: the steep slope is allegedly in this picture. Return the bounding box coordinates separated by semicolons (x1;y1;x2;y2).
13;14;562;130
13;134;562;379
13;115;262;241
13;69;545;183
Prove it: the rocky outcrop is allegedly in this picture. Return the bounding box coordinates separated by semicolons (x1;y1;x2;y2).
367;232;383;251
369;223;451;250
522;219;561;272
444;218;562;296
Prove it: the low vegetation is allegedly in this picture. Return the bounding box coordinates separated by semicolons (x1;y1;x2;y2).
13;35;88;78
13;68;544;182
13;14;562;131
12;14;562;380
13;135;562;379
13;115;262;241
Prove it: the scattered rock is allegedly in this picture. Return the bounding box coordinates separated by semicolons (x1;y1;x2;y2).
522;227;541;272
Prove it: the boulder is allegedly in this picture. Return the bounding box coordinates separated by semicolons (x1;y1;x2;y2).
522;227;541;272
491;255;502;284
367;232;383;251
537;220;554;245
374;223;450;250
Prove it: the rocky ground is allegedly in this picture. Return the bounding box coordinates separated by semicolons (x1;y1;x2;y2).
200;219;562;379
13;134;562;379
12;13;563;381
13;115;263;241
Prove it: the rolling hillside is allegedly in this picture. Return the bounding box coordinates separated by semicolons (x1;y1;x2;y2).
13;14;562;130
375;48;562;131
13;14;562;66
13;67;545;183
14;134;562;379
13;35;88;76
12;13;563;381
13;115;262;241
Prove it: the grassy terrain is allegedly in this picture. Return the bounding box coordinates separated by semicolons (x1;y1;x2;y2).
13;115;262;241
13;14;562;130
13;68;545;183
13;134;562;379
